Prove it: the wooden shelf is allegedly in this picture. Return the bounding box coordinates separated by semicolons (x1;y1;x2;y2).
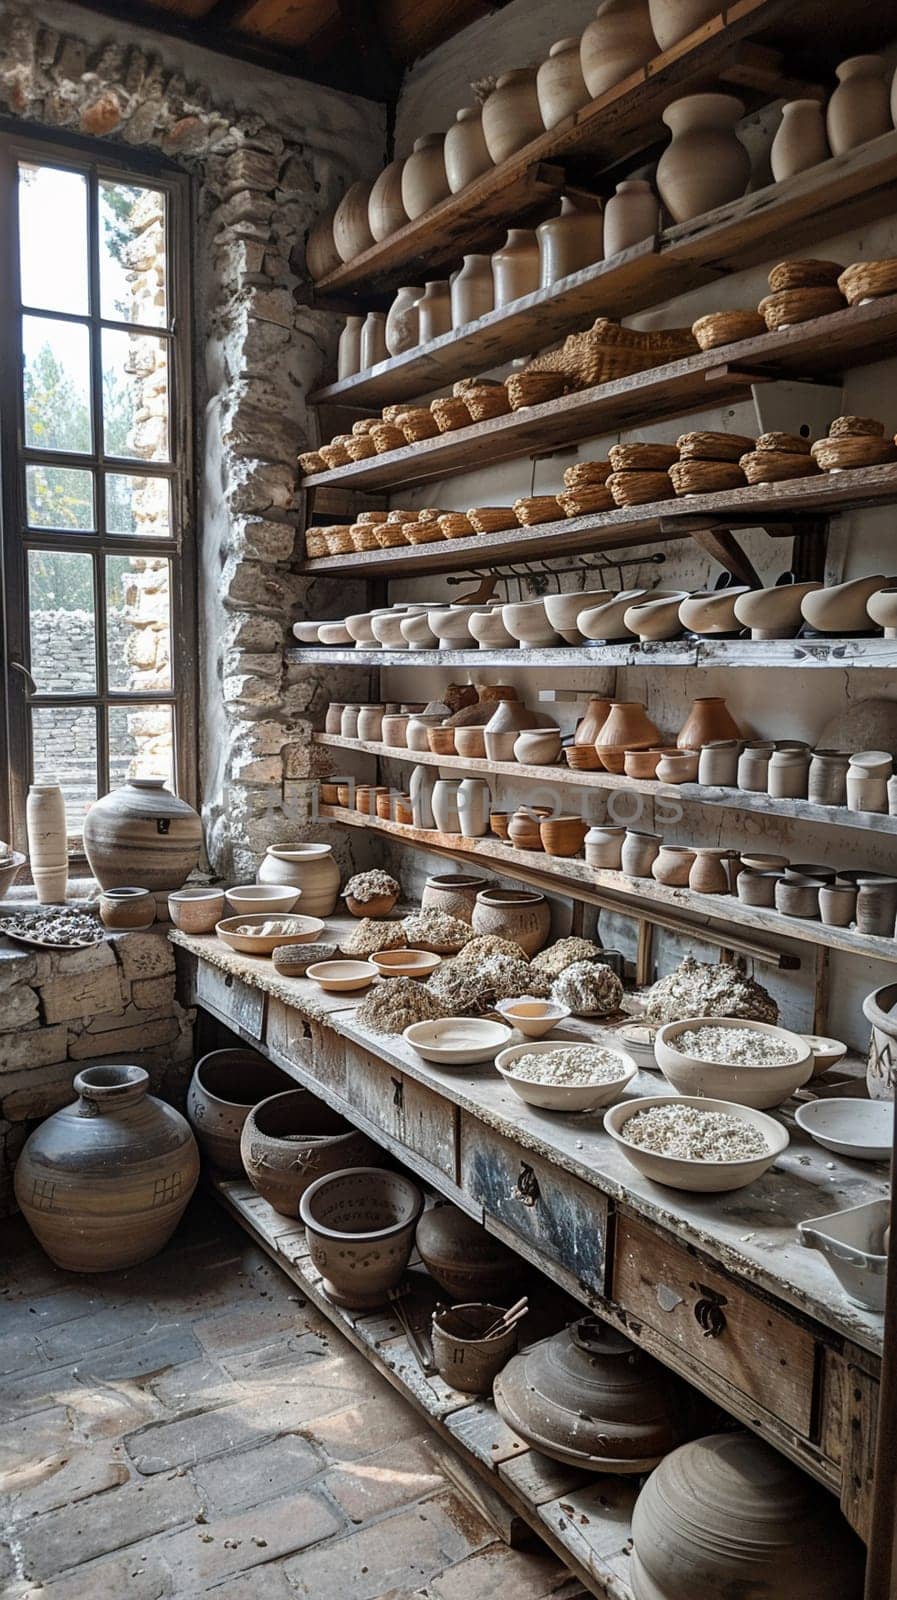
288;637;897;670
300;463;897;575
314;732;897;838
319;804;897;965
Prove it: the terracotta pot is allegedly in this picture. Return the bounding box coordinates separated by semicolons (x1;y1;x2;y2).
451;254;494;326
540;815;588;857
689;847;732;895
401;133;449;219
300;1166;424;1308
826;56;891;156
648;0;718;50
580;0;657;99
471;887;551;955
771;100;830;181
332;180;374;263
368;159;408;241
596;702;661;774
258;843;341;917
15;1065;199;1272
83;778;202;892
306;211;340;280
458;778;492;838
603;178;659;256
863;981;897;1099
360;310;388;368
656;94;750;223
585;824;626;869
676;696;740;750
537;197;604;286
187;1049;294;1175
432;1302;518;1395
508;807;547;851
338;315;363;380
621;830;661;877
492;229;540;308
416;280;452;342
416;1204;521;1299
625;747;671;779
444;106;493;192
482;69;544;164
575;697;612;745
385;287;422;356
652;846;696;887
241;1090;377;1217
490;811;511;840
422;873;487;923
26;780;68;903
537;38;590;130
99;886;156;930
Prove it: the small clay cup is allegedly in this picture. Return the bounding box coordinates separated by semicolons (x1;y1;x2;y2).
490;811;511;841
775;875;821;919
539;815;588;857
819;882;858;928
431;1301;518;1395
737;869;783;909
99;886;156;930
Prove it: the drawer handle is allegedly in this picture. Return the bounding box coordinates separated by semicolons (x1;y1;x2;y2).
692;1283;727;1339
513;1162;540;1208
391;1077;404;1111
224;974;234;989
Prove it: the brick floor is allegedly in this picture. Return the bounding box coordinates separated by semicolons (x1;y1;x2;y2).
1;1197;583;1599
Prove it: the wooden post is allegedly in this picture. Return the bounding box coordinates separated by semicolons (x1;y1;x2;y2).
863;1098;897;1598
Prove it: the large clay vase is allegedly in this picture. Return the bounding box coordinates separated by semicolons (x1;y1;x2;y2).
306;212;340;281
595;702;661;773
471;887;551;955
580;0;658;100
648;0;719;50
416;280;452;342
187;1048;294;1175
451;255;495;326
360;310;388;368
656;94;749;223
537;37;590;129
492;228;540;307
257;843;340;917
604;179;660;256
385;287;423;356
332;180;374;264
445;107;493;192
15;1065;199;1272
575;697;612;745
368;159;408;241
241;1089;377;1217
337;315;363;380
83;778;202;892
771;100;829;181
537;197;604;286
676;696;740;750
401;133;449;219
482;69;545;164
26;780;68;903
826;56;891;156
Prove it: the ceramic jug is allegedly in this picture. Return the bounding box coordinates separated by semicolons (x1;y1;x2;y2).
492;229;540;307
385;288;423;356
771;100;829;181
537;38;590;129
337;315;363;380
360;311;388;368
603;179;659;256
417;281;452;342
401;133;449;218
444;107;493;192
537;197;604;286
580;0;657;99
27;780;68;903
451;255;494;326
657;94;750;222
826;56;891;156
482;69;544;164
368;159;408;241
457;778;491;838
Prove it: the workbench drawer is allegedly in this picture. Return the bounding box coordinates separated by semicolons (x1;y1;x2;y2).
308;1020;348;1096
402;1077;457;1181
266;997;310;1067
195;962;265;1040
612;1216;817;1436
459;1115;607;1294
343;1041;404;1143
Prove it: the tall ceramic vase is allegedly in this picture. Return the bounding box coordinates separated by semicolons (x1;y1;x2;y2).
410;764;437;829
580;0;657;99
27;780;68;903
771;100;829;181
656;94;749;222
826;56;891;156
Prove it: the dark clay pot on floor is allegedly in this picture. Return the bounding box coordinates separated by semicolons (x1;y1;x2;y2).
240;1089;378;1216
187;1048;294;1174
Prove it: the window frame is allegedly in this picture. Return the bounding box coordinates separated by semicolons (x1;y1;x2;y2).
0;122;198;856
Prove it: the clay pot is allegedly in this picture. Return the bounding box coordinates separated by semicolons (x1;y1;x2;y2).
240;1089;377;1217
540;816;588;858
410;764;437;829
575;697;612;745
625;747;671;779
401;133;449;219
482;69;544;165
469;608;516;649
697;741;741;786
187;1049;294;1175
416;280;452;342
655;750;698;785
856;876;897;936
648;0;718;49
801;574;891;633
863;981;897;1099
99;887;156;930
847;769;888;814
775;874;821;919
501;597;559;647
385;287;423;356
537;38;590;130
492;229;540;308
768;746;810;800
490;811;511;840
300;1166;423;1308
826;56;891;156
422;873;487;923
513;728;562;766
27;781;68;903
432;1303;518;1395
596;702;661;774
819;882;857;928
306;212;340;280
338;315;363;380
656;94;750;223
83;778;202;893
451;255;494;327
357;703;385;741
332;180;374;263
737;869;782;908
453;725;487;759
737;741;774;792
325;703;346;734
579;588;659;641
444;106;493;192
416;1204;520;1299
689;848;732;895
581;0;657;99
621;830;661;877
537;197;604;286
771;100;830;181
400;612;439;650
603;178;659;257
15;1065;199;1272
360;311;388;368
507;807;548;851
652;846;695;887
167;886;226;933
808;750;850;806
258;843;340;917
676;696;740;750
585;824;626;869
471;887;551;955
457;778;492;838
368;159;408;241
867;586;897;638
340;705;361;738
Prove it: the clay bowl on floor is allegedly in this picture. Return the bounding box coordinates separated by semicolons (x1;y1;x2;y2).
225;884;300;917
403;1017;512;1066
604;1094;789;1191
305;959;378;993
494;997;571;1038
654;1017;814;1109
187;1047;295;1174
240;1089;377;1215
167;886;226;933
416;1204;521;1301
300;1166;424;1308
370;949;441;979
495;1040;636;1112
344;891;398;919
431;1302;518;1394
215;914;325;955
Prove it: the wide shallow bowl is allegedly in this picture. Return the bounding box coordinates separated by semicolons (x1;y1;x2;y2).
654;1017;814;1108
300;1165;423;1307
494;997;571;1038
216;913;325;954
795;1098;894;1161
404;1017;512;1065
305;959;378;993
370;948;441;979
495;1039;636;1111
803;1034;848;1076
604;1094;789;1191
225;884;300;916
799;1197;889;1310
167;886;226;933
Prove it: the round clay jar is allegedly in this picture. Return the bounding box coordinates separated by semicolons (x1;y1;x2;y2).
241;1089;377;1216
187;1049;295;1175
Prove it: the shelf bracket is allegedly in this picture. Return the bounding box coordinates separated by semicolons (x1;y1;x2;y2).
659;518;762;587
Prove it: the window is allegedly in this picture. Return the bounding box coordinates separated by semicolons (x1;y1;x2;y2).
0;130;196;850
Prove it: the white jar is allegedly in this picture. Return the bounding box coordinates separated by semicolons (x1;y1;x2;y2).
457;778;491;838
431;779;462;834
258;844;340;917
584;824;626;870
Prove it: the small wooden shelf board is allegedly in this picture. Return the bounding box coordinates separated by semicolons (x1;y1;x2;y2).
288;637;897;671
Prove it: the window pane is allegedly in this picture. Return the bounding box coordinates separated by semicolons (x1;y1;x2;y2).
106;472;171;537
28;551;96;694
26;465;95;531
109;703;174;788
23;316;92;454
99;182;167;327
19;162;89;315
31;707;97;836
107;555;172;692
102;330;169;461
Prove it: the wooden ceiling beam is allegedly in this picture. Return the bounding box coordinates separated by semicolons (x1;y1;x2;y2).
336;0;402;104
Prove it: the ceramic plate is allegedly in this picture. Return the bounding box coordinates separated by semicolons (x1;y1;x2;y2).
0;921;104;951
795;1097;894;1161
403;1017;512;1065
305;959;378;992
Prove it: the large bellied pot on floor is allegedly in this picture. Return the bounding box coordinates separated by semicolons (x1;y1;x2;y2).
299;1166;424;1307
240;1090;378;1216
14;1065;199;1272
187;1049;295;1175
82;777;202;892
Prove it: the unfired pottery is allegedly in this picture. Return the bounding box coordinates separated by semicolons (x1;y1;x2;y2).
863;981;897;1099
492;229;540;307
578;588;659;640
401;133;449;219
595;702;661;773
501;598;559;647
656;94;750;223
621;830;662;877
417;1203;520;1299
771;100;830;181
332;180;374;263
451;255;494;326
471;888;551;955
648;0;718;50
421;873;487;923
514;728;562;765
457;777;492;837
537;197;604;286
431;779;463;834
866;586;897;637
469;607;517;649
416;280;453;341
98;887;156;930
737;741;774;792
652;846;695;887
768;746;810;799
775;874;821;919
537;38;590;129
856;877;897;936
240;1090;376;1217
410;764;437;829
801;574;892;633
580;0;657;99
603;179;659;256
543;590;612;645
623;592;687;640
444;107;493;192
655;750;698;784
385;287;423;356
258;843;340;917
368;160;408;241
300;1166;423;1308
679;586;750;635
338;315;363;380
27;780;68;903
482;69;544;164
585;824;626;869
689;848;731;895
306;211;340;280
83;778;202;892
677;696;740;749
697;740;741;786
826;56;891;156
167;886;225;933
733;580;823;638
808;749;850;805
360;311;388;368
187;1049;294;1175
400;611;439;650
819;883;858;928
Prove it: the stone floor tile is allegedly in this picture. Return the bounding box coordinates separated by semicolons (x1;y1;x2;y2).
19;1543;174;1600
193;1299;310;1356
147;1357;242;1414
193;1433;322;1515
196;1566;296;1600
1;1284;113;1335
303;1387;428;1462
324;1437;444;1524
160;1488;342;1588
0;1403;73;1477
219;1329;331;1386
10;1472;200;1583
428;1543;577;1600
38;1304;182;1363
282;1492;494;1600
0;1330;49;1378
1;1441;128;1511
127;1377;364;1474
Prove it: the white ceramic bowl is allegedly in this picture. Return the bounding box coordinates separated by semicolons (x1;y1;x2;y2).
370;949;441;979
317;621;354;646
305;959;378;993
167;886;226;934
293;621;324;644
604;1094;789;1192
225;884;300;916
215;914;325;954
495;1039;636;1111
494;997;571;1039
543;589;612;645
799;1198;888;1310
654;1017;814;1109
403;1017;512;1065
617;1022;660;1071
795;1098;894;1161
803;1034;848;1077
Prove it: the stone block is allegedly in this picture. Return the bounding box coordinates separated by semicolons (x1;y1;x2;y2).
52;940;117;976
0;985;40;1029
39;967;125;1024
220;558;300;615
325;1437;443;1524
224;614;285;653
223;674;282;709
283;1492;494;1599
0;1024;68;1075
118;933;175;981
230;754;284;786
229;518;296;562
162;1490;341;1589
17;1546;175;1600
131;976;174;1011
430;1544;580;1600
1;1064;76;1123
221;146;280;198
224;460;296;518
225;649;282;680
14;1470;199;1583
68;1016;180;1059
